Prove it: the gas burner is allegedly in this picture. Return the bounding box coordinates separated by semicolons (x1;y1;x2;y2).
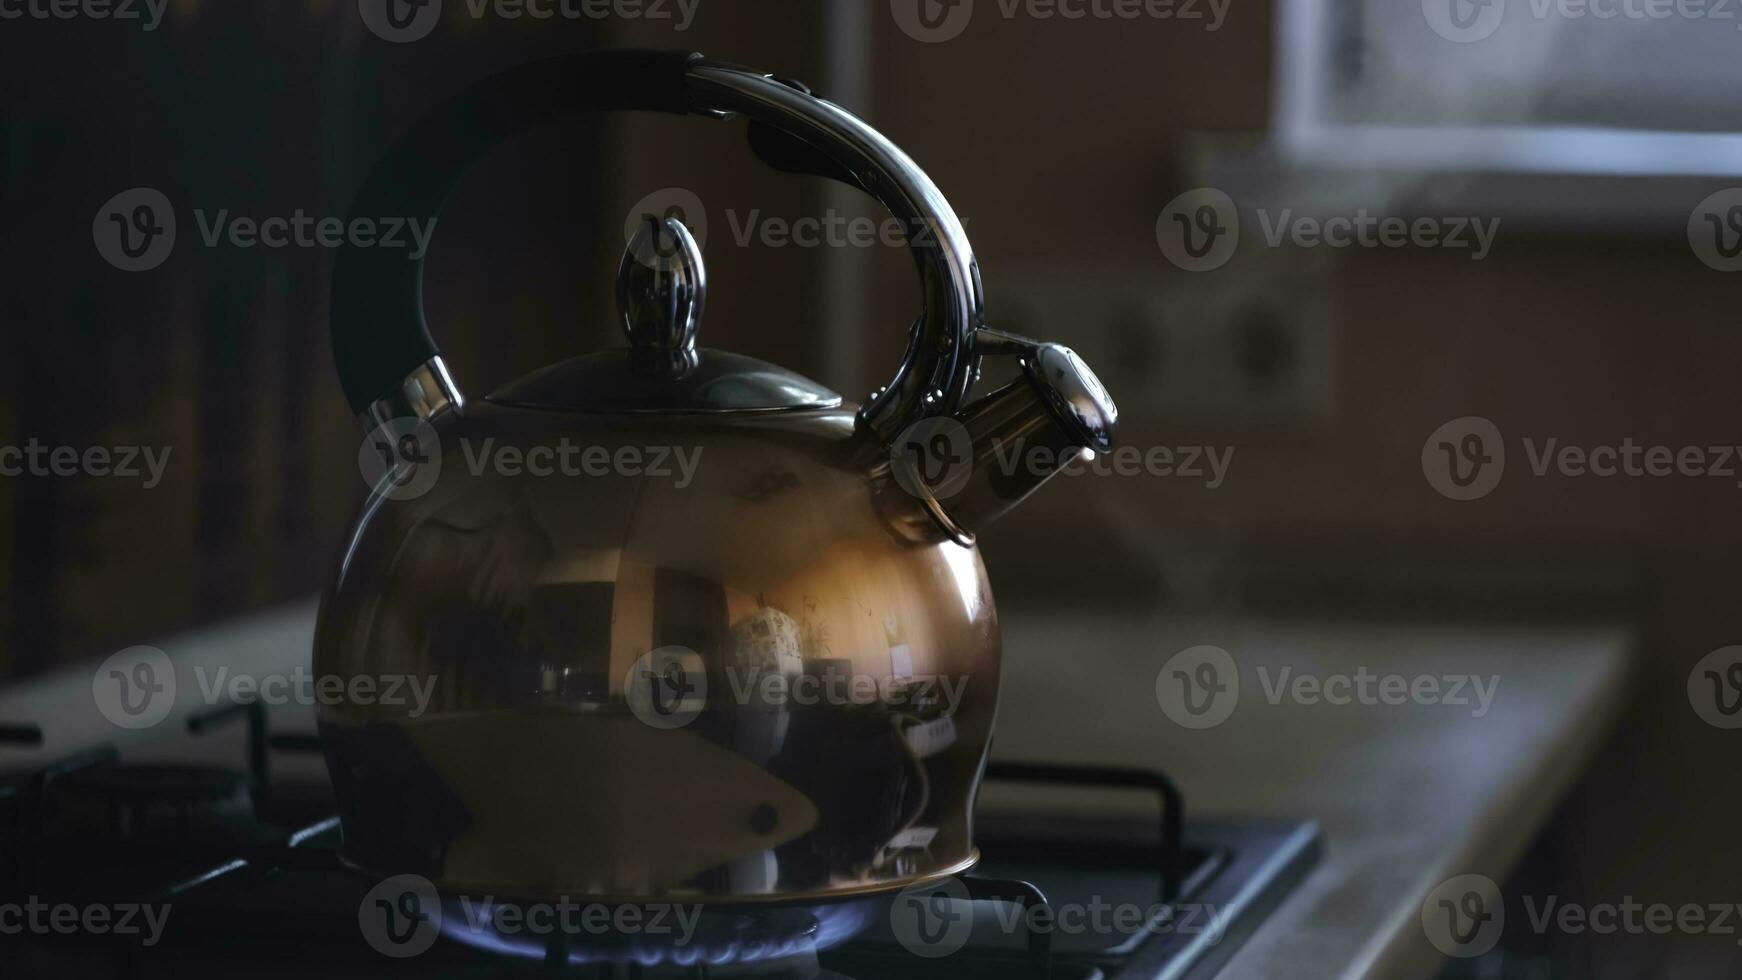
0;684;1319;980
50;764;254;842
437;896;879;972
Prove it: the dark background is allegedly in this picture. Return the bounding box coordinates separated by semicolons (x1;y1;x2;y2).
0;5;827;669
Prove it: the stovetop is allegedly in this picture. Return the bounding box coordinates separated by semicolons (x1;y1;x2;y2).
0;702;1319;979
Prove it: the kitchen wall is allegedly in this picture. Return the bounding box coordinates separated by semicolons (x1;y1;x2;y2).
849;2;1742;964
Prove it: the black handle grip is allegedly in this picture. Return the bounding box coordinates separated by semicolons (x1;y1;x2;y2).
330;49;701;415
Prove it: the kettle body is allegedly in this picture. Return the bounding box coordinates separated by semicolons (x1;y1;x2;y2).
318;401;998;901
315;50;1115;904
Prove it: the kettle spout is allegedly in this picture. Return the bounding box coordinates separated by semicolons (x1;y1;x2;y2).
939;343;1118;536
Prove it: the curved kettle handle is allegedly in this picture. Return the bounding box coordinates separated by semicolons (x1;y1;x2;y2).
332;49;982;446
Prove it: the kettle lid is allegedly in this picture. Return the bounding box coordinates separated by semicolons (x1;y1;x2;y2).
487;216;842;414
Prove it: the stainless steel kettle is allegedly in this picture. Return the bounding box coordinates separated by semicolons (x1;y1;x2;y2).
315;50;1117;904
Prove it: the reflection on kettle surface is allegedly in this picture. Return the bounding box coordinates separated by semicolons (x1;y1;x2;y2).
318;405;1000;902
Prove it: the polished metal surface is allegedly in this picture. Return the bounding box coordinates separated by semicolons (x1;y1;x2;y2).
876;331;1120;540
947;375;1094;537
887;452;979;548
686;64;983;445
317;403;998;902
969;329;1118;456
488;218;841;414
1026;343;1118;455
619;215;705;375
359;356;464;432
486;349;844;414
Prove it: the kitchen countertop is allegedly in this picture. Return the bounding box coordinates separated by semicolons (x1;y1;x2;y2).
990;608;1638;980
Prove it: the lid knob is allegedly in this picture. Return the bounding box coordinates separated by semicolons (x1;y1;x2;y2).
618;215;705;376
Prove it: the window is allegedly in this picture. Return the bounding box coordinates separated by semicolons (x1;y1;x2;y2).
1277;0;1742;179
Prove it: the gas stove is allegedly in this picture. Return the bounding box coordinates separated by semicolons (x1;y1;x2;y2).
0;651;1318;980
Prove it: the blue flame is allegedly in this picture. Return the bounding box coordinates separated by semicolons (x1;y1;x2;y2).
438;897;878;967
